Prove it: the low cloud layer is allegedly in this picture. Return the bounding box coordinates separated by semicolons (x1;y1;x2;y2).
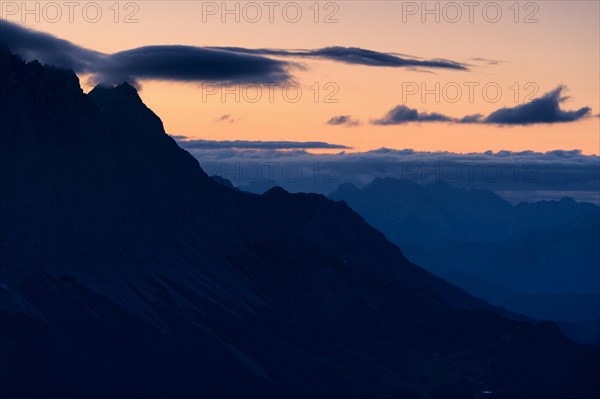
176;139;350;150
372;87;591;126
184;145;600;204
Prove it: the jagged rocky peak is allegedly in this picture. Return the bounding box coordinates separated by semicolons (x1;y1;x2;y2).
0;48;135;115
88;82;143;108
0;47;82;96
0;45;24;74
0;49;94;155
0;47;208;187
88;80;167;137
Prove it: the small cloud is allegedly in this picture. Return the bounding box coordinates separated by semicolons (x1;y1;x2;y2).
458;114;484;123
215;114;238;123
327;115;361;127
371;105;454;125
484;86;591;125
471;57;504;66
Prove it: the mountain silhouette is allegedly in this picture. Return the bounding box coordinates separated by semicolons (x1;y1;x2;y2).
1;48;599;398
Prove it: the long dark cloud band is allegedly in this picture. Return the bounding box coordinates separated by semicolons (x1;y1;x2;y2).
0;21;290;84
210;46;468;70
0;20;468;86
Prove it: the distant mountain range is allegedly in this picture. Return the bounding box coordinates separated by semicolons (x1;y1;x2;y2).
1;47;599;398
328;178;600;327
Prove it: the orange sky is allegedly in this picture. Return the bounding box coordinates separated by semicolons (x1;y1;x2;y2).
5;0;600;154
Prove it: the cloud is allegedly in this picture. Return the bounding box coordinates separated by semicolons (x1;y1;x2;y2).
372;87;591;126
211;46;468;71
483;86;591;125
215;114;238;123
0;19;101;72
309;47;467;70
326;115;361;127
0;21;290;85
100;45;290;84
175;139;351;150
371;105;454;125
458;114;485;123
471;57;503;66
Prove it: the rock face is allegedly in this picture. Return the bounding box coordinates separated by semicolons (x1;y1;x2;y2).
0;48;598;399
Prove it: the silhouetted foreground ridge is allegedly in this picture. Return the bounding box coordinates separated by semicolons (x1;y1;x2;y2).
0;48;598;399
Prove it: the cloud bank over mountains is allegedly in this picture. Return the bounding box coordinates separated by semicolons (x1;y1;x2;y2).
176;139;600;204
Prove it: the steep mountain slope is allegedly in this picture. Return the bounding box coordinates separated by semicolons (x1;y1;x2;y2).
1;48;598;398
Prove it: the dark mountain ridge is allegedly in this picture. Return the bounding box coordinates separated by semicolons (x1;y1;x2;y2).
0;48;598;398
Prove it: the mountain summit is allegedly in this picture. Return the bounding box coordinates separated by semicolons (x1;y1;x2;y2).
0;50;598;399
